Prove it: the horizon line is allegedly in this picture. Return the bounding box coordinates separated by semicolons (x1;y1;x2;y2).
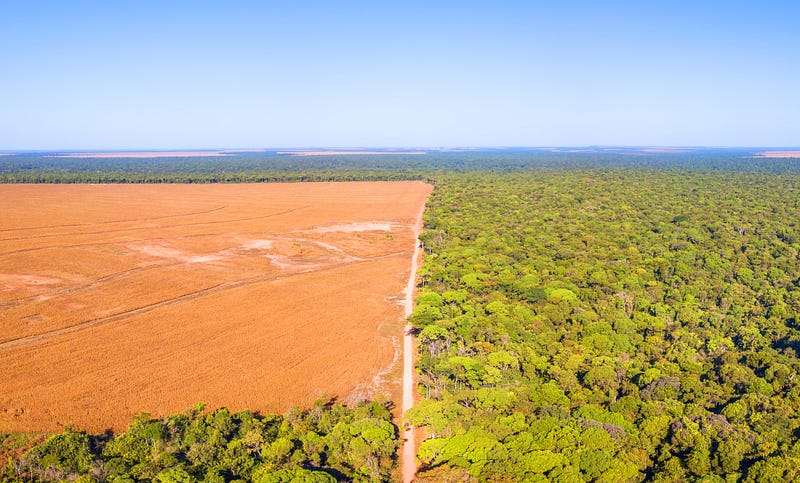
2;145;799;153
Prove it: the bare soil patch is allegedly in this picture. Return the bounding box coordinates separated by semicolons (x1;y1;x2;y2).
0;181;431;432
277;151;427;156
754;150;800;158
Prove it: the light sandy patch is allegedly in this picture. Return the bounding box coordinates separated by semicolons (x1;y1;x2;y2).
242;239;275;250
186;255;225;264
263;253;333;273
129;244;186;261
309;240;355;256
278;151;426;156
754;150;800;158
47;151;232;158
128;244;225;264
641;148;693;153
0;274;62;288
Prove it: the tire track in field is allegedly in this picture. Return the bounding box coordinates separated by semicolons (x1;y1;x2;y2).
0;206;308;243
0;249;409;351
0;281;253;350
0;230;365;308
0;231;256;259
0;206;310;255
0;262;186;309
0;206;228;234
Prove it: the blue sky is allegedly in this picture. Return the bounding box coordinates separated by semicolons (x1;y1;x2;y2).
1;1;798;149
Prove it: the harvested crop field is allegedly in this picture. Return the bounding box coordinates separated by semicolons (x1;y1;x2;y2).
0;181;431;432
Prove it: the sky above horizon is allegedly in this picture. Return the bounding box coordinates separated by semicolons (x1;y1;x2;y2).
1;1;798;150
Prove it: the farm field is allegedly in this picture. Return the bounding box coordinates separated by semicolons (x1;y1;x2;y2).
755;150;800;158
0;181;431;432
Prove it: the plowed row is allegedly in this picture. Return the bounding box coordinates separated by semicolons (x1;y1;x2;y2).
0;182;431;432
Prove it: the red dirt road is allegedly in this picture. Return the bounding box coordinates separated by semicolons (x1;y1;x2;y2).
0;182;432;432
402;202;425;483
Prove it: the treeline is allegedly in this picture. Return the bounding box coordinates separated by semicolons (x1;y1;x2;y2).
407;170;800;481
3;149;800;184
2;400;398;482
0;170;430;184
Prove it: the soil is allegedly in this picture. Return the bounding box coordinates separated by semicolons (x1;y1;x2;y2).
754;150;800;158
277;151;427;156
402;202;425;483
0;181;432;432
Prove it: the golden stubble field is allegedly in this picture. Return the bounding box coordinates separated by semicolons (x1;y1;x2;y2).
0;181;431;432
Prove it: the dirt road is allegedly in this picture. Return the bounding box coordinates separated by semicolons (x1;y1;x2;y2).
402;201;426;483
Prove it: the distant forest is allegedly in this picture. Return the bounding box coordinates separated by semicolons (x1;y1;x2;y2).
1;148;799;184
3;149;800;482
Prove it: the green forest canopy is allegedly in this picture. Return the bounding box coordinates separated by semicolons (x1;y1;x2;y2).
3;149;800;481
408;169;800;482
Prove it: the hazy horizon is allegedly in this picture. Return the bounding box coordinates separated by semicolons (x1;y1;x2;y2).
2;146;799;153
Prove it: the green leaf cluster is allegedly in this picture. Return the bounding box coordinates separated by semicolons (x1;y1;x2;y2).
4;401;398;482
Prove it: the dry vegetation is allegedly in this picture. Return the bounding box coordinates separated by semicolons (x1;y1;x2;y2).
0;181;431;432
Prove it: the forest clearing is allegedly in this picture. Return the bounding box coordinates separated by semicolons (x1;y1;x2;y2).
0;181;432;433
754;151;800;158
